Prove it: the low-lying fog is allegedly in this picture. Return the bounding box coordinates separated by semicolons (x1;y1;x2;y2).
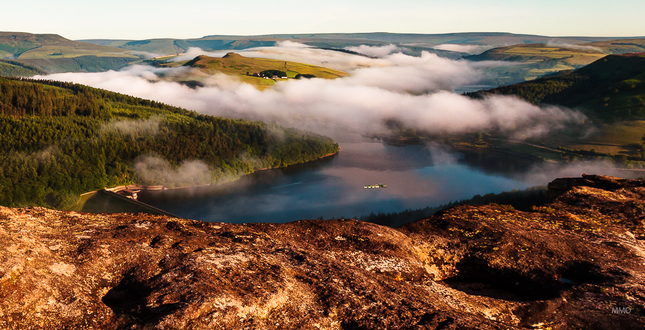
36;42;584;139
33;42;640;222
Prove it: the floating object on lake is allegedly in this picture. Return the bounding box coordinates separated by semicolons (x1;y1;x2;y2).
364;184;387;189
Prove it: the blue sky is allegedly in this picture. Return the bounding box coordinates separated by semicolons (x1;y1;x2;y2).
3;0;644;39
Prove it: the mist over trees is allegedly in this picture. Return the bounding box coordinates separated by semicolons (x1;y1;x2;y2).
0;77;339;208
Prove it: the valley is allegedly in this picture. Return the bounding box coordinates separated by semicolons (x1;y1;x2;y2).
1;25;645;329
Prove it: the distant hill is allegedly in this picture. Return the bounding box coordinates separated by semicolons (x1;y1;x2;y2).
82;32;639;59
466;43;608;84
82;39;186;56
198;32;623;48
468;43;605;63
0;32;139;74
82;37;281;55
585;39;645;54
154;53;348;89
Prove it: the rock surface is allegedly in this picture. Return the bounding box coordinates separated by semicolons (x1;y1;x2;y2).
1;174;645;329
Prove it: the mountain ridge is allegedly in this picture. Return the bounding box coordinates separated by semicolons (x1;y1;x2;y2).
80;32;645;57
0;32;139;74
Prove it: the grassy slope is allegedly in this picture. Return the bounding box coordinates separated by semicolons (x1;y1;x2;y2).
0;60;47;77
76;39;131;47
18;56;139;73
0;32;135;59
471;43;605;64
586;39;645;54
188;53;346;77
467;43;607;83
87;38;281;54
119;39;184;55
0;32;138;73
170;53;347;89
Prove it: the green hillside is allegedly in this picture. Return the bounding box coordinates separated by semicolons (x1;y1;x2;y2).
0;59;47;77
154;53;348;89
0;32;139;73
475;54;645;122
468;54;645;158
469;43;605;64
0;77;339;209
467;43;607;84
586;39;645;54
84;37;281;55
93;39;186;55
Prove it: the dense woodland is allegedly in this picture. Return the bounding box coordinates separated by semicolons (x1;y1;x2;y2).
0;60;47;77
0;77;339;208
18;56;138;74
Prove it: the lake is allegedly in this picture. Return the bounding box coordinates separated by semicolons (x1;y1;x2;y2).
139;138;544;224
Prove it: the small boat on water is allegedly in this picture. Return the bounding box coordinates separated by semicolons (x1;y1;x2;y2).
364;184;387;189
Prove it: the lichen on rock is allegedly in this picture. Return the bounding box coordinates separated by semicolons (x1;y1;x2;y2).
0;175;644;329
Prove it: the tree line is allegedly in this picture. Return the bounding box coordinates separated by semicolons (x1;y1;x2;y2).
352;186;549;227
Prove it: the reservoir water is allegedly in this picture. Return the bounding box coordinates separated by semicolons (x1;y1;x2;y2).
139;138;543;224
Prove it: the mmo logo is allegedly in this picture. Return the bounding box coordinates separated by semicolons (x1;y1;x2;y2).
612;306;632;314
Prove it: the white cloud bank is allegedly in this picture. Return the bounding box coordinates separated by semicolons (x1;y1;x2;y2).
344;44;399;57
35;44;585;139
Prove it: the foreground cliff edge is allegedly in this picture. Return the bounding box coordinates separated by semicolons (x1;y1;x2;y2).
1;175;644;329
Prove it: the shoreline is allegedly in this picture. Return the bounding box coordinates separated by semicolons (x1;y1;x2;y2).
107;146;342;196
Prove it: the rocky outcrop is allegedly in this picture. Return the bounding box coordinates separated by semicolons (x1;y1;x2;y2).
547;173;644;194
1;175;644;329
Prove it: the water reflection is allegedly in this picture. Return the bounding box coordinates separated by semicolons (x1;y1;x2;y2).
139;139;533;224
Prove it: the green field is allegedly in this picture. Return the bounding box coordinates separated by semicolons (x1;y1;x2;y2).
0;32;135;59
113;39;184;55
187;53;347;78
153;53;348;89
472;44;604;62
0;60;46;77
17;45;134;59
465;39;645;84
586;39;645;54
468;43;608;84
